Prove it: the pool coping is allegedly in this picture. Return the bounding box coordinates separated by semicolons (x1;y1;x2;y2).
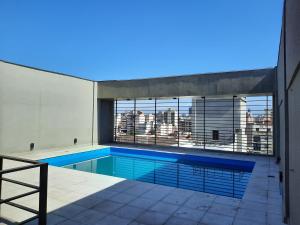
41;146;256;171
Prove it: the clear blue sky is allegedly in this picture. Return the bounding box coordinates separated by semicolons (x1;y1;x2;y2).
0;0;283;81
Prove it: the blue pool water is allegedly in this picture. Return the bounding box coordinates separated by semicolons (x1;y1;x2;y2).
41;147;255;198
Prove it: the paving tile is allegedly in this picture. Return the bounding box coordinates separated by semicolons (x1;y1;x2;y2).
73;195;104;208
72;209;106;223
108;181;137;192
136;211;170;225
232;218;266;225
113;205;145;220
267;197;282;207
26;213;67;225
168;188;194;197
243;193;268;204
47;213;68;225
162;191;192;205
52;204;87;219
208;203;238;217
111;193;137;204
165;216;198;225
56;220;81;225
213;195;241;207
267;202;282;215
129;197;158;210
46;198;67;212
173;206;205;222
92;190;119;199
128;221;147;225
184;193;214;210
235;208;267;224
92;200;124;213
200;212;234;225
96;215;131;225
134;182;156;190
124;185;152;196
267;213;285;225
151;185;175;193
141;189;170;201
239;200;267;212
150;202;179;215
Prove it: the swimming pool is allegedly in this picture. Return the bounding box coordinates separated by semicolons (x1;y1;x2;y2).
41;147;255;198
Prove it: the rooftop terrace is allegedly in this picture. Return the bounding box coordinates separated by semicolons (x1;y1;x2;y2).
0;0;300;225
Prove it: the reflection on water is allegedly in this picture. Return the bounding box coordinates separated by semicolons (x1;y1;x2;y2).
64;155;251;198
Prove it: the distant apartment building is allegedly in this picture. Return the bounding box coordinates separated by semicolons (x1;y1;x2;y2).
179;116;192;133
115;111;134;134
163;108;178;127
191;98;247;151
145;114;154;123
135;111;145;124
245;109;272;153
157;123;175;136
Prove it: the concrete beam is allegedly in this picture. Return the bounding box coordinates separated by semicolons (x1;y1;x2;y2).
98;68;275;99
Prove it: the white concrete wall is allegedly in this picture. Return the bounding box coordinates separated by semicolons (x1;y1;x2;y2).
0;61;97;153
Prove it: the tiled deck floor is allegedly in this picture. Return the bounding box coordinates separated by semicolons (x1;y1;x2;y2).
0;145;285;225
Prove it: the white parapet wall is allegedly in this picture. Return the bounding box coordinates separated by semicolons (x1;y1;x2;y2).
0;61;98;153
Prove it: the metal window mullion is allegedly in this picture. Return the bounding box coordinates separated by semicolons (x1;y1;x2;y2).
154;98;157;145
115;99;117;142
202;96;206;150
233;96;236;152
273;94;276;157
266;96;269;155
178;98;180;148
133;99;136;144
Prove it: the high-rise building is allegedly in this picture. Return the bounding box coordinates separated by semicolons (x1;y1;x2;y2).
163;108;178;127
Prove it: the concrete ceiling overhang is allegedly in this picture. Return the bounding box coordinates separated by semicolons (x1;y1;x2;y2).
97;68;276;99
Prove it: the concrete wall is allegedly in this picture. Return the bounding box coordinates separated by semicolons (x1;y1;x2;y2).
285;0;300;223
98;99;114;144
98;68;275;99
277;28;288;222
288;71;300;225
277;1;300;224
0;61;98;153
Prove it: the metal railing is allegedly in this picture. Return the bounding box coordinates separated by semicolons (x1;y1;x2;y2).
0;155;48;225
114;95;273;155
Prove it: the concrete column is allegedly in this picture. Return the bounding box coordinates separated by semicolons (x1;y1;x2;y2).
98;99;114;144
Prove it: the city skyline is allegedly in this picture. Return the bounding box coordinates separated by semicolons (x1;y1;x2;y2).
115;96;272;153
